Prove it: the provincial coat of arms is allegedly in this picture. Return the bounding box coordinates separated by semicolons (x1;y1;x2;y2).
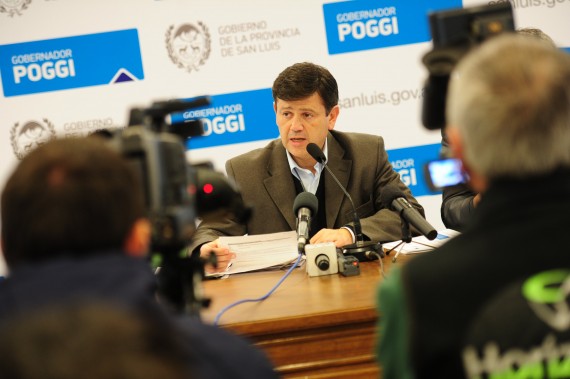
11;119;56;159
166;22;211;73
0;0;32;17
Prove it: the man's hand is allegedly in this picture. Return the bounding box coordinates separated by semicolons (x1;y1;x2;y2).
199;239;236;274
310;228;353;248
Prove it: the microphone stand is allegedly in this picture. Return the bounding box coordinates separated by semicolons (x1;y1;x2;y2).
306;142;385;261
342;215;385;261
389;216;412;263
320;165;384;260
400;218;412;244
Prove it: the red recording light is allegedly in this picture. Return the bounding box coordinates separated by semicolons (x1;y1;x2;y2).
203;183;214;194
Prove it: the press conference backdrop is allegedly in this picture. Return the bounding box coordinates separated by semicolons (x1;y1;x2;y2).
0;0;569;275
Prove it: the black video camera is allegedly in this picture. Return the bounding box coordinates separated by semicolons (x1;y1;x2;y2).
421;3;515;192
108;125;197;252
101;97;250;315
421;2;515;131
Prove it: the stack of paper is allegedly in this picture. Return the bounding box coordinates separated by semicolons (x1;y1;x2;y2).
213;231;301;276
383;228;460;255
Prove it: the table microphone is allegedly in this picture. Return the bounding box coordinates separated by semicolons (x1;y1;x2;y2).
293;192;318;253
380;184;438;240
306;143;383;260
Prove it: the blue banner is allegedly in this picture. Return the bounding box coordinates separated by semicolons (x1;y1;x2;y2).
323;0;462;55
0;29;144;97
169;88;278;149
387;143;442;197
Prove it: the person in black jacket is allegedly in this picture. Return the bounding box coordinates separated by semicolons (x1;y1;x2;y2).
377;34;570;378
439;27;556;232
0;137;278;379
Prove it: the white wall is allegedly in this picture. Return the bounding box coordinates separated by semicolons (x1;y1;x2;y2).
1;0;568;276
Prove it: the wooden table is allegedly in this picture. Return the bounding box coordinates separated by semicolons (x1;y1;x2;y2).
200;254;409;378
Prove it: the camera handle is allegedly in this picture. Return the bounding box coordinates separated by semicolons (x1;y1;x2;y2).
156;250;212;317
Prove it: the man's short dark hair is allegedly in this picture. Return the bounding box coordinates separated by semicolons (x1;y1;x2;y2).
1;137;145;267
272;62;339;115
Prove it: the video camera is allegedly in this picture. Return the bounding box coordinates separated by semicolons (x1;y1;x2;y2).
421;2;515;191
421;2;515;131
102;97;250;315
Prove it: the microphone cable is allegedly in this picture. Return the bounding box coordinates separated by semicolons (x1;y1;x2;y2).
365;250;386;278
212;252;303;326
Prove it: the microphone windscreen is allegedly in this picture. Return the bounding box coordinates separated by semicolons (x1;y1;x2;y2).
306;143;326;164
380;185;405;210
293;192;318;215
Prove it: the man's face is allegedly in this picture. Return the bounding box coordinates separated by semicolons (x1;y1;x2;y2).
274;92;339;168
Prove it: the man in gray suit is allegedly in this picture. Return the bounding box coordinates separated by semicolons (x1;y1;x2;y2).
191;62;424;272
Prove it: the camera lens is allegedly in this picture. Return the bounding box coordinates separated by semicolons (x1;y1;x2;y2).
315;254;330;270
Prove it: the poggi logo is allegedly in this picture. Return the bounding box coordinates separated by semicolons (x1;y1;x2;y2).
337;7;399;42
0;29;144;97
392;158;416;187
13;54;76;84
387;143;442;197
201;114;245;136
183;104;245;137
180;88;277;150
323;0;463;55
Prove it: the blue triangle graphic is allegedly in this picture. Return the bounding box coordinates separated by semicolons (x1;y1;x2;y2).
114;72;135;83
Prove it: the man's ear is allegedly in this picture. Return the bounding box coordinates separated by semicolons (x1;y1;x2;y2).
328;105;340;131
446;126;464;161
447;125;488;193
123;219;152;258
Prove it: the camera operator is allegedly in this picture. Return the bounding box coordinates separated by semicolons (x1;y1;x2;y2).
440;27;557;232
377;33;570;378
0;137;278;379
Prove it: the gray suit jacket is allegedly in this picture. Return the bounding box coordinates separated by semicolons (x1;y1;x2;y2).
189;130;425;252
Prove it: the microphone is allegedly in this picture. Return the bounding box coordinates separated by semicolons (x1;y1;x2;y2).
293;192;318;253
306;143;383;260
380;184;438;240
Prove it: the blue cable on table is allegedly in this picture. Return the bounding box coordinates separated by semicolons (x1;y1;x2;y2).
213;252;303;326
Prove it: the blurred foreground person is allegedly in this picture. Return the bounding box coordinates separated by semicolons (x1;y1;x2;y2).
0;137;278;379
0;303;191;379
440;27;558;231
377;34;570;378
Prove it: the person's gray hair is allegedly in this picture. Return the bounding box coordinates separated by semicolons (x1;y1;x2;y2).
516;27;556;48
446;33;570;180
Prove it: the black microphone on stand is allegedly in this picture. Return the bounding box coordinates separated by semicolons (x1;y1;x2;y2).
306;143;383;261
380;184;438;240
293;192;318;254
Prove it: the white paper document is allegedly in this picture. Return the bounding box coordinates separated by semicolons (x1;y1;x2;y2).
213;231;301;276
383;228;460;255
